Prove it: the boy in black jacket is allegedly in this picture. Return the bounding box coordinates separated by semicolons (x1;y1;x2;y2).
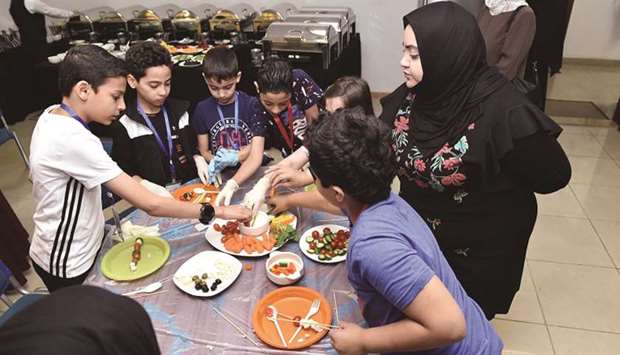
112;41;202;190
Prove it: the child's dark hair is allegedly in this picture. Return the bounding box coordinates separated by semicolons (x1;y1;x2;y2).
325;76;374;115
124;41;172;80
305;107;396;205
256;57;293;94
58;45;128;97
202;46;239;81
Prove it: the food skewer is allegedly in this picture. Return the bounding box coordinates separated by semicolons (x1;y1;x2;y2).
208;303;260;347
129;237;144;272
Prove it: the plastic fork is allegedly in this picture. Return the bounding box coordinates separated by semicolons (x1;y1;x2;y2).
266;305;288;347
289;299;320;343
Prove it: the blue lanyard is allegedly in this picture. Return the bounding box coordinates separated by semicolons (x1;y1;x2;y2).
216;92;240;149
136;102;176;180
59;103;90;131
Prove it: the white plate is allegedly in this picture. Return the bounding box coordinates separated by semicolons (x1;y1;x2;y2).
205;215;297;257
173;251;242;297
299;224;349;264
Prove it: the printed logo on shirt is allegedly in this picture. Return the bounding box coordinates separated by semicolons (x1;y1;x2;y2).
209;117;253;152
277;104;308;141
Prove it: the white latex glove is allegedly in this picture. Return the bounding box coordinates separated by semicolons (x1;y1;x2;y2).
140;179;173;198
215;179;239;206
242;176;271;216
194;155;209;185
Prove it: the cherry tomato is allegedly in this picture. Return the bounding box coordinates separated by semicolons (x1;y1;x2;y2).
323;227;332;234
312;231;320;239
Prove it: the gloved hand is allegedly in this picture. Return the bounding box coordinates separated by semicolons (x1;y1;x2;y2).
194;155;209;185
215;179;239;206
242;176;271;216
140;179;173;198
213;148;239;170
207;159;220;185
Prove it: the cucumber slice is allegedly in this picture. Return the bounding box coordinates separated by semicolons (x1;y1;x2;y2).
316;242;325;248
307;249;315;254
306;235;314;243
325;235;332;243
318;254;325;260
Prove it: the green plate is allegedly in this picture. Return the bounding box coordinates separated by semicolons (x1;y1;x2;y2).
101;236;170;281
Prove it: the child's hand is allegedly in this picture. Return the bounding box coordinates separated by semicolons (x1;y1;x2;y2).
329;322;366;355
268;166;313;188
266;194;290;214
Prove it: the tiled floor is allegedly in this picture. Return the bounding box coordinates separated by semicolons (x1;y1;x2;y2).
2;63;620;354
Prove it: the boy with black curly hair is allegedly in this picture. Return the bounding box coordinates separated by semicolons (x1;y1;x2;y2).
112;41;201;189
305;108;503;355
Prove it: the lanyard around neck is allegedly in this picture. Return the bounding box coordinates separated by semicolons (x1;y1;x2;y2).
136;101;176;179
59;103;90;131
271;102;294;150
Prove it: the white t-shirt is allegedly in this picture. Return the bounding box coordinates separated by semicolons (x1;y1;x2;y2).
29;105;122;278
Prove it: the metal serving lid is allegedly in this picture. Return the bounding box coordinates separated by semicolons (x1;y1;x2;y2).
129;10;164;35
171;9;201;33
297;6;356;33
209;3;257;32
97;11;126;24
253;9;284;32
285;13;345;34
81;6;114;21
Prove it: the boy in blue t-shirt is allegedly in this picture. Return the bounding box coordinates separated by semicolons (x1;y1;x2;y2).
191;46;266;206
304;108;503;355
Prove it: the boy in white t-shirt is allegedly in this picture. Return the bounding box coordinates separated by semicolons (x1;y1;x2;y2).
29;45;250;292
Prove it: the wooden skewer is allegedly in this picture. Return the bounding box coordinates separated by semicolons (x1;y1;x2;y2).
276;317;339;330
209;303;260;347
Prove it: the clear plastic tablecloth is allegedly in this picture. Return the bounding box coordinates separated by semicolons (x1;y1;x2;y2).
86;170;365;355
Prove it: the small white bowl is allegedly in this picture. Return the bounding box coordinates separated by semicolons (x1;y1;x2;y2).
266;251;304;286
239;211;270;236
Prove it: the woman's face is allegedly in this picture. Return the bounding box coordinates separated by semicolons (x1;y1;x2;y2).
400;25;423;88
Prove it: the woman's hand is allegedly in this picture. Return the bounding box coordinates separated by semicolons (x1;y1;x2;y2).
268;166;313;189
214;204;251;222
329;322;366;355
266;194;291;215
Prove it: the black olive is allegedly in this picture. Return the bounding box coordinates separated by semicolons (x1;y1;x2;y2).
215;278;222;285
210;284;217;291
194;283;201;290
202;273;208;279
201;284;209;292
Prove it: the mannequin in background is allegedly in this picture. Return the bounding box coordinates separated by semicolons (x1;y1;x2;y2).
9;0;74;63
478;0;536;80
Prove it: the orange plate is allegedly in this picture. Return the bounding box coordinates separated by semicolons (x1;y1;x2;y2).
172;183;219;204
252;286;332;350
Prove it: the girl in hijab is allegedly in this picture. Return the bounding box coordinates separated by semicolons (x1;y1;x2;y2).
0;285;160;355
380;2;570;320
478;0;536;80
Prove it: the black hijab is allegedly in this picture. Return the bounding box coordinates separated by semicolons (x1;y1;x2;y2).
404;2;508;156
0;285;161;355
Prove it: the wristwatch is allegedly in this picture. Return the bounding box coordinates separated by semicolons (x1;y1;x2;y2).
199;203;215;224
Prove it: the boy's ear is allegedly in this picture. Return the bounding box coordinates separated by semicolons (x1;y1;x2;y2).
75;80;90;101
127;74;138;89
332;186;345;203
253;80;260;94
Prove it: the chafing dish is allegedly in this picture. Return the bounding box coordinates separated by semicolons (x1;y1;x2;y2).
298;6;356;45
263;22;338;69
209;3;257;34
253;9;284;34
93;11;128;42
128;10;164;40
171;10;201;40
65;13;94;41
285;13;346;56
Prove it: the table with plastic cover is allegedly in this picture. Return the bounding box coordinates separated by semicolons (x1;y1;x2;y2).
86;168;365;355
